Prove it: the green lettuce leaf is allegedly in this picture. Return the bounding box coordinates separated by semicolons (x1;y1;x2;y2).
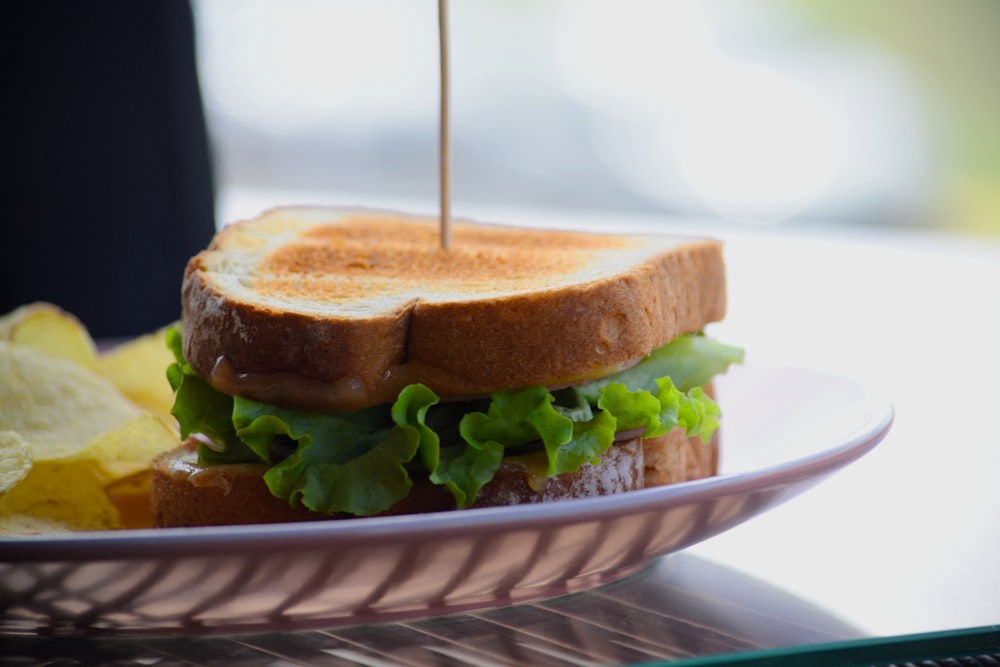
233;397;420;516
596;383;663;436
577;333;745;401
391;384;505;509
263;424;419;516
166;325;253;463
432;442;505;509
461;386;577;477
596;377;722;443
165;324;740;516
459;385;623;477
561;409;618;471
391;383;442;474
233;398;391;463
675;384;722;440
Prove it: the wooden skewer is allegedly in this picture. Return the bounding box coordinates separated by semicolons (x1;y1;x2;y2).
438;0;452;250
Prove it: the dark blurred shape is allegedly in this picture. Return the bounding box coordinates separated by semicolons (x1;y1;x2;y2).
0;0;216;338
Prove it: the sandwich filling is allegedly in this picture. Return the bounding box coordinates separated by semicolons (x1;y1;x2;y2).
167;326;743;517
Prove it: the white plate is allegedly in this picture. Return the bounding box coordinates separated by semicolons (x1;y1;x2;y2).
0;364;892;636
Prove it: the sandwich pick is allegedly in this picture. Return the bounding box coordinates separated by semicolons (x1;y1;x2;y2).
154;208;745;526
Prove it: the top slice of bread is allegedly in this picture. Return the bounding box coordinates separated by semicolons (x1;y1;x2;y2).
182;207;727;411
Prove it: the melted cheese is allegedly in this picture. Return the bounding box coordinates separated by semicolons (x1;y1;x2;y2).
160;446;268;494
207;353;642;413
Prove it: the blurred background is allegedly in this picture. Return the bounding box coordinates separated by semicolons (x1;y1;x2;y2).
194;0;999;236
190;2;1000;637
8;0;996;336
2;1;998;637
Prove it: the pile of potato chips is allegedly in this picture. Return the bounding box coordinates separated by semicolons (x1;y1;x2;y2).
0;303;180;534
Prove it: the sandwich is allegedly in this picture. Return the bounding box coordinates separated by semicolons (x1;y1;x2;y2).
152;207;743;526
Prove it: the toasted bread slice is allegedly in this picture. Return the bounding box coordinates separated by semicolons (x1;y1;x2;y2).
182;207;727;412
151;432;717;527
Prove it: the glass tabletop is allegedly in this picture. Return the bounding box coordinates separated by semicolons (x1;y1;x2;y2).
0;553;863;666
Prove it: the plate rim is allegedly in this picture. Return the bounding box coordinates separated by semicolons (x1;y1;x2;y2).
0;364;894;563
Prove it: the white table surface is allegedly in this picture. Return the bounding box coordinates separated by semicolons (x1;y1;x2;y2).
219;187;1000;640
693;223;1000;638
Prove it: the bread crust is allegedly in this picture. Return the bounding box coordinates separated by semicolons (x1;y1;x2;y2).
643;429;719;487
151;432;717;528
182;208;727;411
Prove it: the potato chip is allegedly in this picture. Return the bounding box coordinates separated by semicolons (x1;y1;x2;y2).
0;416;178;533
0;460;122;534
0;431;31;495
0;341;144;461
97;328;176;420
0;302;98;370
68;414;179;479
0;306;182;533
105;470;154;529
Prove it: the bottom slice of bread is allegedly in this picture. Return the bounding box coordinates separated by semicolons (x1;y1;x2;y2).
151;431;718;527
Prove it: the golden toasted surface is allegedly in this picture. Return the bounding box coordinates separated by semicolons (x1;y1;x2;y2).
263;215;623;297
182;207;728;411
